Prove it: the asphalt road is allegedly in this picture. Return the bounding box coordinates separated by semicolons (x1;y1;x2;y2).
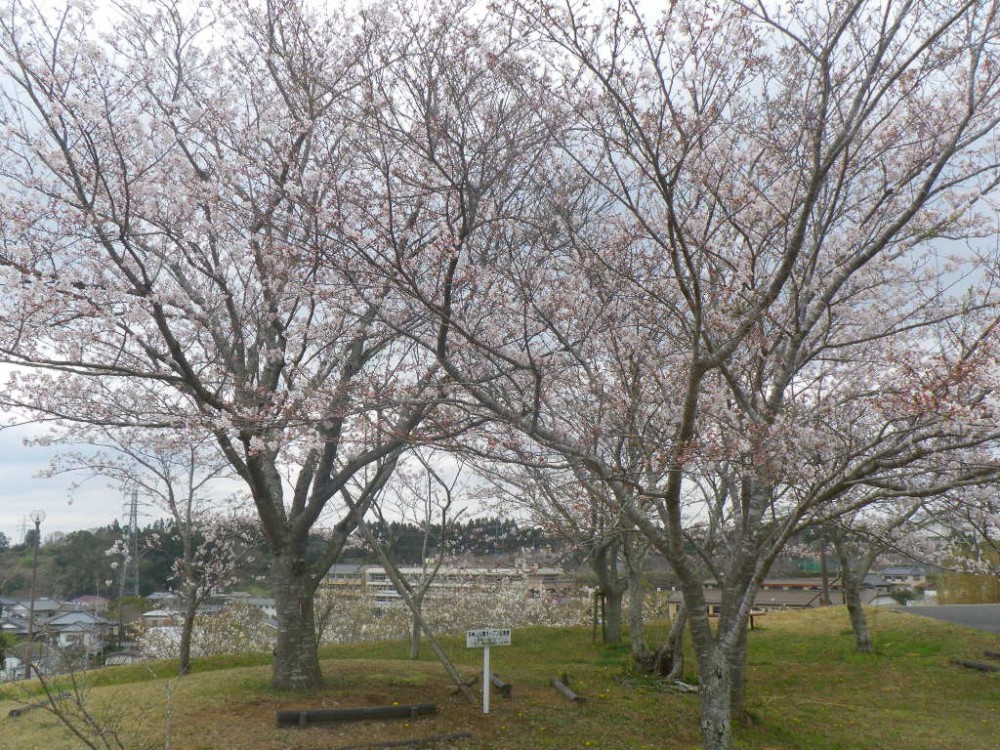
892;604;1000;634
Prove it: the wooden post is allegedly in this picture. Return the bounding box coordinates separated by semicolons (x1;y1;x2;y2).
488;672;512;699
551;677;586;703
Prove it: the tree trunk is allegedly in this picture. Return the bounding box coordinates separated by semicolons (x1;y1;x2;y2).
697;646;734;750
844;580;874;653
271;552;322;690
728;617;751;724
628;572;654;670
591;543;626;644
356;517;474;702
819;544;833;606
409;602;422;660
831;536;879;654
178;583;199;676
651;601;687;678
602;587;624;644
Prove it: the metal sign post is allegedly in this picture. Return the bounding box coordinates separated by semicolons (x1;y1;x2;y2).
466;628;512;715
483;644;491;714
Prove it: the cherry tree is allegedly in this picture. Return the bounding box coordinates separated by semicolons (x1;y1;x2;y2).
365;451;465;660
38;425;258;674
827;501;923;652
391;2;1000;747
476;455;652;652
0;0;547;688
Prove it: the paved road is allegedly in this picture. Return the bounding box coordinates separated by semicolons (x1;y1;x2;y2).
892;604;1000;634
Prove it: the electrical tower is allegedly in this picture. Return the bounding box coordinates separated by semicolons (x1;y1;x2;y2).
120;486;140;597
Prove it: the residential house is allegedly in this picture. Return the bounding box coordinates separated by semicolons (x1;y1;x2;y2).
147;591;182;609
0;617;29;639
878;566;929;592
0;595;18;618
70;595;110;613
1;642;63;682
217;592;277;618
141;609;179;628
8;597;61;620
43;611;114;656
105;648;144;666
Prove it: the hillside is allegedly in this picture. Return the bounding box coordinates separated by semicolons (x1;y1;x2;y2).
2;607;998;750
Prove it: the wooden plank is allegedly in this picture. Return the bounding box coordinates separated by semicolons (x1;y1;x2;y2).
951;659;1000;673
276;703;437;727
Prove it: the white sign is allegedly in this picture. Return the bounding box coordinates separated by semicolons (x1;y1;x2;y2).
466;628;512;648
466;628;512;715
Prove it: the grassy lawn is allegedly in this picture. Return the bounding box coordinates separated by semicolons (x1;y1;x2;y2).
1;606;997;749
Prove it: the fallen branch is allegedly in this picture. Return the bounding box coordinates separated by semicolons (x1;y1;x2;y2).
9;692;72;717
615;676;698;694
277;704;437;728
325;731;474;750
660;680;698;694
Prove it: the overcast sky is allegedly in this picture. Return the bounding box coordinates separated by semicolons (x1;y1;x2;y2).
0;424;127;545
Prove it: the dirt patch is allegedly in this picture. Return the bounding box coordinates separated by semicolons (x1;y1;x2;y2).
177;679;490;750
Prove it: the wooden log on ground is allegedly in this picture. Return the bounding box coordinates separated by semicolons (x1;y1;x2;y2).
326;730;474;750
276;703;437;728
551;678;586;703
9;692;71;717
951;658;1000;673
984;650;1000;660
488;672;512;699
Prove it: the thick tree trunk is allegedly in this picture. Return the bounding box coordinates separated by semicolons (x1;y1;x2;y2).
602;587;624;644
271;553;322;690
728;618;751;724
697;646;734;750
679;581;737;750
844;581;874;653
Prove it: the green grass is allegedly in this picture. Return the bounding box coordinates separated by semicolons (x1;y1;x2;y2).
1;607;997;750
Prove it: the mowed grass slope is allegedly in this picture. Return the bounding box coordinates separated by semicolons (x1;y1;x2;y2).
1;607;997;750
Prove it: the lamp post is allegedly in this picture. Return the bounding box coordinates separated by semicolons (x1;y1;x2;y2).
25;509;45;679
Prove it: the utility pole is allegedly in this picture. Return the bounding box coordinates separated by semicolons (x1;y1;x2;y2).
26;509;45;680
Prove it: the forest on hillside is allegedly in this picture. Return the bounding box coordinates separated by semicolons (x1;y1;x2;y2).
0;516;561;602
